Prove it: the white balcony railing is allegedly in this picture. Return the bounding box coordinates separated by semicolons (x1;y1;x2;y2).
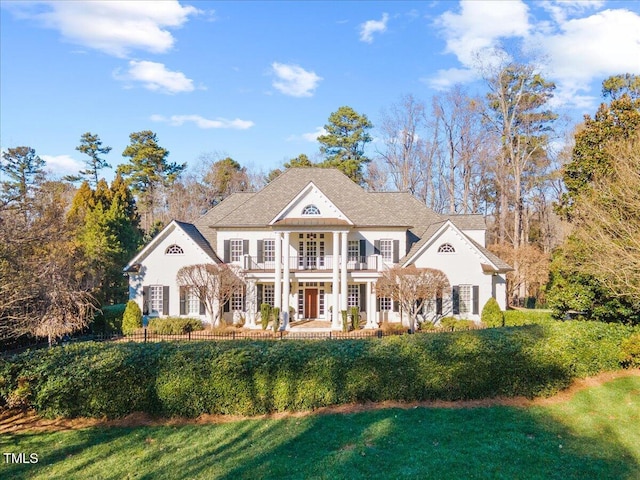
244;255;379;271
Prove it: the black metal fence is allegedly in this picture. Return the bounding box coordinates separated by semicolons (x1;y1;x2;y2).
2;325;485;356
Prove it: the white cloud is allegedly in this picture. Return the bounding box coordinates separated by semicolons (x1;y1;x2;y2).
424;67;478;91
437;1;530;65
151;114;254;130
13;1;200;58
271;62;322;97
41;154;84;176
432;1;640;109
359;13;389;43
116;61;195;94
287;126;327;142
529;9;640;88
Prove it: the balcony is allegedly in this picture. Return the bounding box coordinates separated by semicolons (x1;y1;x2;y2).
242;255;379;272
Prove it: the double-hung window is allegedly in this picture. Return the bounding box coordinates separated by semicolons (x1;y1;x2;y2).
380;239;393;263
149;285;163;315
231;290;244;311
459;285;472;315
347;284;359;308
230;239;243;262
186;287;200;315
263;239;275;263
379;297;392;311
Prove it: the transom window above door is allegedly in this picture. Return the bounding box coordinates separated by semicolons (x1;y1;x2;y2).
302;204;321;215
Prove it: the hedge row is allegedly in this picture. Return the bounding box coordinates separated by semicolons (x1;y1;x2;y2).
1;321;637;419
147;317;204;335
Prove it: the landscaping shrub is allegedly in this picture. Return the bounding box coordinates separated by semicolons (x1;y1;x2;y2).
122;300;142;335
272;307;280;332
503;309;554;326
350;307;359;330
260;303;271;330
92;304;126;334
147;317;204;335
439;317;476;331
481;298;504;327
1;321;637;418
620;332;640;368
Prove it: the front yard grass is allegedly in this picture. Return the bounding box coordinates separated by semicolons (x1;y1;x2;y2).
1;374;638;480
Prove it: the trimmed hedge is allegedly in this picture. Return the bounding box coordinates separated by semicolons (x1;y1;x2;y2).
92;304;126;334
1;321;637;419
147;318;204;335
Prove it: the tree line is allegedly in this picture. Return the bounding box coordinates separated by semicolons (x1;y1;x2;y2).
2;58;638;344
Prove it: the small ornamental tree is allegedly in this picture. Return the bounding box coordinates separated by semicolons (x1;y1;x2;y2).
481;297;504;327
122;300;142;335
376;266;450;332
272;307;280;332
176;263;245;327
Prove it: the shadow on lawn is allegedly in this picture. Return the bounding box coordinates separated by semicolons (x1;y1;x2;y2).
2;378;639;480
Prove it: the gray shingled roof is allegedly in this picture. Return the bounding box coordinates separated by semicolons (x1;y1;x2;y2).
185;167;510;271
174;220;220;263
195;168;440;228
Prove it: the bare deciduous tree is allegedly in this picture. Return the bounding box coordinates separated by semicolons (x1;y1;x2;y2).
375;265;450;332
176;263;245;327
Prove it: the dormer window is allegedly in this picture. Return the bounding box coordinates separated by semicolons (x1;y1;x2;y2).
165;244;184;255
438;243;455;253
302;204;321;215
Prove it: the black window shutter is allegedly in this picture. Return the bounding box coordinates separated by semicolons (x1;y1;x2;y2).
200;287;206;315
452;286;460;315
163;286;170;315
257;240;264;263
393;240;400;263
243;287;247;311
223;299;230;312
376;297;381;312
142;286;150;315
179;286;186;315
472;286;480;315
359;239;366;258
224;240;230;263
436;292;443;315
393;300;399;312
243;239;249;255
374;240;380;255
256;284;263;312
359;284;366;312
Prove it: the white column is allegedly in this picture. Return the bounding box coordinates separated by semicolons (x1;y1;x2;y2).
332;231;340;328
282;231;290;330
340;231;348;312
245;280;257;328
365;281;376;329
274;232;282;312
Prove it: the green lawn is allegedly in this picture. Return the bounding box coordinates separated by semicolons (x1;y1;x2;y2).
1;375;639;480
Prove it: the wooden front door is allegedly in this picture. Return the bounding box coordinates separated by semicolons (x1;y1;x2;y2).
305;289;318;318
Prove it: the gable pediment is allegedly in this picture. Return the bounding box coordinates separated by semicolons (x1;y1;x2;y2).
270;182;353;226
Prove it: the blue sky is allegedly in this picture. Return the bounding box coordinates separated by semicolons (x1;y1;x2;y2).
1;1;639;181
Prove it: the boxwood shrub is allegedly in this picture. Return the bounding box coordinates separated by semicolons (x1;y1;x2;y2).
1;321;637;419
92;304;127;334
147;317;204;335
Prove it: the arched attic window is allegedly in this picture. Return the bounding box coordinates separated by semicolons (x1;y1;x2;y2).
437;243;455;253
165;244;184;255
302;204;321;215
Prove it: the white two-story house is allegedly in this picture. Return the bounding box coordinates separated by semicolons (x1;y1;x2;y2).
124;168;511;330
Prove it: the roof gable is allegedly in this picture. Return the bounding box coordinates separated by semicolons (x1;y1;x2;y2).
270;181;352;226
401;220;511;273
124;220;219;272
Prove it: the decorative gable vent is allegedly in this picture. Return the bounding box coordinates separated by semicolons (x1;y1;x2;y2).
302;204;321;215
165;244;184;255
437;243;455;253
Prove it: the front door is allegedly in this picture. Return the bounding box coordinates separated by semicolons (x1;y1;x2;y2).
305;289;318;318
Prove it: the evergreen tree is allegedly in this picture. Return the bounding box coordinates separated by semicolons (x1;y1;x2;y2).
0;146;46;219
318;106;373;185
73;132;112;186
117;130;185;232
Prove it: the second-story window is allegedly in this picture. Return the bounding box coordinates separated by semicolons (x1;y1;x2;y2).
348;240;359;261
380;239;393;262
263;239;275;263
230;239;243;262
